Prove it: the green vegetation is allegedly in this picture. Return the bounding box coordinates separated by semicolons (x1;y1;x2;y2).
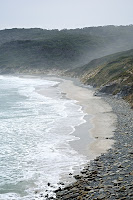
0;25;133;107
80;49;133;108
0;25;133;73
0;34;104;73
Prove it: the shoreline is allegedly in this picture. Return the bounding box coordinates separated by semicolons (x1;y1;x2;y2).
37;76;117;159
1;74;132;199
35;76;118;195
6;74;132;199
59;78;117;159
53;93;133;200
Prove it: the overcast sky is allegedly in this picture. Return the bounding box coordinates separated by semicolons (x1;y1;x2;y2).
0;0;133;30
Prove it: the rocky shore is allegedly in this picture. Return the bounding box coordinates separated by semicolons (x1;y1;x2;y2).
48;95;133;200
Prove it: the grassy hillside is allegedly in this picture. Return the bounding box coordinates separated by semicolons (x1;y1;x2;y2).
0;25;133;73
80;49;133;108
0;34;104;73
1;25;133;47
0;26;133;107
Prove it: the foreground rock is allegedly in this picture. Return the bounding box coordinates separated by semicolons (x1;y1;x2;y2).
48;96;133;200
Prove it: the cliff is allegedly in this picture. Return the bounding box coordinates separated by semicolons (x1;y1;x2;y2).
79;49;133;108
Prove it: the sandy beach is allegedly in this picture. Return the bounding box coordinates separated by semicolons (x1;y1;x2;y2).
59;78;117;160
55;92;133;200
38;76;117;160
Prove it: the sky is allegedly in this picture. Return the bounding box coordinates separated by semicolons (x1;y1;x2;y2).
0;0;133;30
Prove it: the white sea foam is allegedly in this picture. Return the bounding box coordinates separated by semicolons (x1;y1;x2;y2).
0;75;89;199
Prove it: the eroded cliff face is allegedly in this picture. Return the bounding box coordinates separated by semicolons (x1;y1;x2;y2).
79;51;133;108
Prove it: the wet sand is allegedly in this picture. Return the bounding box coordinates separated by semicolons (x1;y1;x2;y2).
38;76;117;160
59;79;117;160
55;94;133;200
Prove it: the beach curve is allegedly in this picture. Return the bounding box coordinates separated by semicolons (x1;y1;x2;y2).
59;78;117;159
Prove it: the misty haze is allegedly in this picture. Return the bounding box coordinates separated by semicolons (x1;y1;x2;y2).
0;0;133;200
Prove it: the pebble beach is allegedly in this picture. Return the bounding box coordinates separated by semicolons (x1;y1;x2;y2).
49;92;133;199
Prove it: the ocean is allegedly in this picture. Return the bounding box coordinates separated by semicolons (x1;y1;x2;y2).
0;75;89;199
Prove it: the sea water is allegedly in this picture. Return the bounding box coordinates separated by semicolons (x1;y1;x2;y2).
0;75;88;199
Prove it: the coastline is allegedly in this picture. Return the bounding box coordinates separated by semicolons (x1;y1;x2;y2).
1;75;132;199
37;76;117;160
59;79;117;160
53;89;133;200
10;74;132;199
